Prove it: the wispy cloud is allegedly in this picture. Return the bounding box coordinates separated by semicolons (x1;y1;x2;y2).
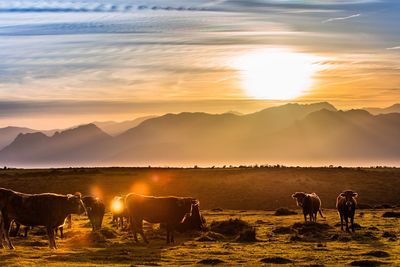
322;13;361;23
386;46;400;50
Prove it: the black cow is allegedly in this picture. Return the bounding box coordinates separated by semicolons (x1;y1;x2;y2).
82;196;105;231
337;190;358;232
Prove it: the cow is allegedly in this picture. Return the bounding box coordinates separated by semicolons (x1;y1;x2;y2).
0;188;85;249
82;196;105;231
336;190;358;232
111;196;128;229
125;193;201;243
292;192;324;222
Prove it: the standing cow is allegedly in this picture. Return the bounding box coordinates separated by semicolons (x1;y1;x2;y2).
82;196;105;231
337;190;358;232
0;188;85;249
125;193;202;243
292;192;324;222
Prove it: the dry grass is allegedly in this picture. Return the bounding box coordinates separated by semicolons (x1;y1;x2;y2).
0;167;399;266
0;209;399;266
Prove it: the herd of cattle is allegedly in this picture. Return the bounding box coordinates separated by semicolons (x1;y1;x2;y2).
0;187;358;249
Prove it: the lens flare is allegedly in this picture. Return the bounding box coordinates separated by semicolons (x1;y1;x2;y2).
131;182;150;196
111;199;124;214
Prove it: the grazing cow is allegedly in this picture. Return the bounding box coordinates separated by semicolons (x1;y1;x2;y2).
336;190;358;232
0;188;85;249
111;196;127;229
82;196;105;231
125;193;201;243
292;192;324;222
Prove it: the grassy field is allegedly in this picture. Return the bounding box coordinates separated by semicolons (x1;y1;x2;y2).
0;167;400;210
0;209;399;266
0;167;399;266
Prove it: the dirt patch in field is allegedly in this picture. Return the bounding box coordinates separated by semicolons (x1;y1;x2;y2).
350;260;389;266
363;251;390;258
210;219;252;236
235;227;257;242
260;256;293;264
382;211;400;218
196;231;225;242
273;226;294;235
274;208;297;216
289;222;334;242
197;258;225;265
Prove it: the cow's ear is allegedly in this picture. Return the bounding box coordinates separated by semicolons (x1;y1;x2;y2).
340;193;346;197
352;192;358;198
291;194;296;199
67;194;73;199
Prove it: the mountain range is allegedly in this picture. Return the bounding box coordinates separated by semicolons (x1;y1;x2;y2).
0;102;399;167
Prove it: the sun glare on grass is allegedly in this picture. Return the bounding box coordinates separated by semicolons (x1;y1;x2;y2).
233;48;324;100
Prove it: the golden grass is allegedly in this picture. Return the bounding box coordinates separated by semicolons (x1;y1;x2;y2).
0;209;399;266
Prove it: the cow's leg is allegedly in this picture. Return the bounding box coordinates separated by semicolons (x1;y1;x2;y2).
339;214;344;231
47;227;56;249
166;224;170;244
136;220;148;244
139;229;148;244
24;226;29;238
59;227;64;239
350;216;355;232
12;222;20;237
314;212;317;222
2;213;14;249
170;227;175;243
344;216;350;232
303;212;307;222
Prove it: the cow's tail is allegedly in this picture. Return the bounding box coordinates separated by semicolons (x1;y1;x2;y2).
319;209;325;218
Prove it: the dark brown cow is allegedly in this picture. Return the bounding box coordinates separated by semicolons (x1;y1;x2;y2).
337;190;358;232
292;192;324;222
82;196;105;231
111;196;128;229
0;188;85;249
125;193;200;243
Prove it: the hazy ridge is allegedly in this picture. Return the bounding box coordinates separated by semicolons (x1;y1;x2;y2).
0;102;399;167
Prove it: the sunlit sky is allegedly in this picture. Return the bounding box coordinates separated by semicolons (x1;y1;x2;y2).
0;0;399;129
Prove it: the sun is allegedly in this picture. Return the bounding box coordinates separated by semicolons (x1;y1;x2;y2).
233;48;323;100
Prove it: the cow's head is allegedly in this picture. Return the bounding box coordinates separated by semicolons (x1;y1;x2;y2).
180;199;206;231
67;192;86;215
340;190;358;210
292;192;307;207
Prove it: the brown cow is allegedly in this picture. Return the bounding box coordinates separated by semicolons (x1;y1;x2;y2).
336;190;358;232
292;192;324;222
83;196;105;231
0;188;85;249
125;193;200;243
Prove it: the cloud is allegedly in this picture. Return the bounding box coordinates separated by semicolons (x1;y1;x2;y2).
322;13;361;23
386;46;400;50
